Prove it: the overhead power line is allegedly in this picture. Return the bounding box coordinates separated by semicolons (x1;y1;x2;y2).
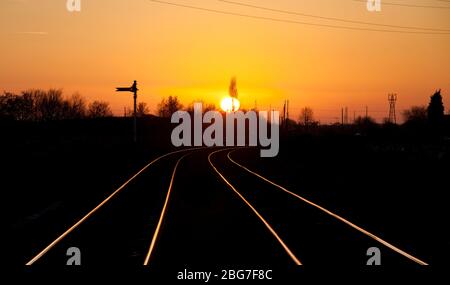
147;0;450;35
353;0;450;9
218;0;450;32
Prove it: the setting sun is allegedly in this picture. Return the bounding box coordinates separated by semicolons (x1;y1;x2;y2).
221;97;240;113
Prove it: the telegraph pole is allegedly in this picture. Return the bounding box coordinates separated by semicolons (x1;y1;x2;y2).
133;84;137;142
116;80;138;143
345;107;348;124
286;100;290;124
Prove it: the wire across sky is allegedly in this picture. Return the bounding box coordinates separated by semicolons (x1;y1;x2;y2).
147;0;450;35
353;0;450;9
218;0;450;32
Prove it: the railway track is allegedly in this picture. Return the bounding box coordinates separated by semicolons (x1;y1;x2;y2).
24;147;427;267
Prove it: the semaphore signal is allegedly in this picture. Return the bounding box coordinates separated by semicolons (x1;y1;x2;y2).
116;80;139;142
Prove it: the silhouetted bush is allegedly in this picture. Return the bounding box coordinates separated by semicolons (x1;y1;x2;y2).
136;102;150;117
298;107;317;126
157;96;183;118
354;116;378;133
88;101;113;118
185;101;216;114
403;106;427;124
354;116;376;127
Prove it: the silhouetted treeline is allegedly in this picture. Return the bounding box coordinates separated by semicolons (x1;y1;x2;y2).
400;90;449;136
157;95;183;118
0;89;113;121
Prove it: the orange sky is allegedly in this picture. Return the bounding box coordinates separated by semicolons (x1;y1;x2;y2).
1;0;450;122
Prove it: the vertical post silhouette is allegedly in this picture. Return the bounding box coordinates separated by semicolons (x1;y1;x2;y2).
287;100;290;126
116;80;139;143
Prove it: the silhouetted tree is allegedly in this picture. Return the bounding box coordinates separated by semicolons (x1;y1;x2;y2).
229;77;238;98
22;89;47;121
38;89;65;121
228;77;239;112
88;101;113;118
403;106;427;123
299;107;315;126
427;89;445;123
0;89;113;121
354;116;377;127
285;118;297;129
2;89;67;121
136;102;150;117
157;96;183;118
66;93;87;119
186;101;216;113
204;103;216;112
0;92;19;120
14;91;35;121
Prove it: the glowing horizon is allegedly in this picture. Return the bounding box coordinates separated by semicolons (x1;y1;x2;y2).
1;0;450;123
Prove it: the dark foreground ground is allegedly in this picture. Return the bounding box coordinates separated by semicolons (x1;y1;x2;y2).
2;117;449;278
230;135;450;268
